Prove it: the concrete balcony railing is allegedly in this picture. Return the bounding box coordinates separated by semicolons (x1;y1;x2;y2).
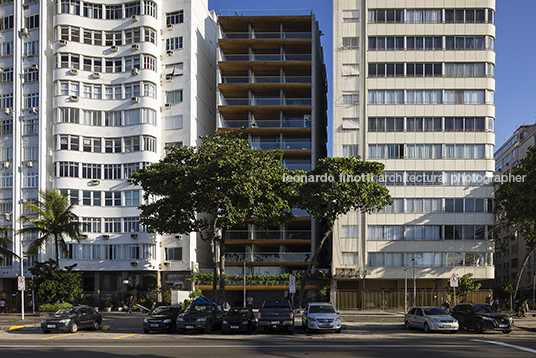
220;54;311;62
221;76;311;84
220;32;311;40
225;252;312;263
221;98;311;106
220;117;311;129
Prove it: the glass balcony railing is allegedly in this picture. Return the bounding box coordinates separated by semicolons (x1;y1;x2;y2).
221;76;311;84
284;164;311;171
224;230;312;240
220;117;311;129
221;98;311;106
219;9;313;17
250;141;311;151
225;252;312;263
220;54;311;62
220;32;311;40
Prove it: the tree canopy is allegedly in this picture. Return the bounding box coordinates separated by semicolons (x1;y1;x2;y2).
0;227;17;265
445;273;481;303
29;259;82;304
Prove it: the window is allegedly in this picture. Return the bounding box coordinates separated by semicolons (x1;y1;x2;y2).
124;136;140;152
124;163;140;179
23;41;39;57
143;136;156;152
406;63;442;77
342;145;358;157
166;90;183;103
104;218;121;233
1;67;13;83
164;115;183;130
124;217;140;232
143;27;156;43
368;9;404;23
444;90;485;104
104;245;121;260
368;144;404;159
82;244;101;260
60;0;80;15
125;2;141;17
166;37;183;51
144;0;157;17
1;14;13;30
406;90;442;104
341;225;358;238
124;244;140;259
24;146;38;161
105;112;121;126
0;94;13;109
124;84;141;99
24;119;38;135
106;5;122;20
83;30;102;46
103;164;121;179
0;146;11;161
406;144;442;159
165;248;182;261
342;37;359;49
124;191;139;206
24;172;38;188
342;64;359;76
0;199;12;214
341;252;358;265
104;138;121;153
104;85;122;99
445;9;487;23
367;90;404;104
0;42;13;56
406;36;442;50
82;218;101;233
83;84;102;99
406;9;442;23
342;10;359;22
342;92;359;104
445;63;486;77
105;191;121;206
83;3;102;19
165;63;184;76
367;226;404;241
0;119;12;135
166;10;184;25
24;68;38;83
24;93;39;108
368;63;404;77
143;55;156;71
25;14;39;29
125;55;141;71
0;173;12;188
57;162;78;178
105;31;122;46
82;163;101;179
125;28;141;44
82;110;102;126
60;243;78;259
445;36;486;50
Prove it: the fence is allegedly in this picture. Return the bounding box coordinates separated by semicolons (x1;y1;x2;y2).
336;289;492;310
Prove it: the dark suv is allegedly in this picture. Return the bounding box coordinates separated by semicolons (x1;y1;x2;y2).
176;302;223;334
451;303;513;333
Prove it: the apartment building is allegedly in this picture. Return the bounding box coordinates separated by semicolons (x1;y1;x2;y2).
0;0;217;304
332;0;496;308
490;123;536;297
214;10;328;305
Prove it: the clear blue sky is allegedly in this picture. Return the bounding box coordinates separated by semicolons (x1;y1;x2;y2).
208;0;535;151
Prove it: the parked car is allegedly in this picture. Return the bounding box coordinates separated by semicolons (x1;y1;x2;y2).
176;301;223;334
302;302;342;333
404;306;459;333
221;307;256;334
257;300;294;335
451;303;513;333
41;306;102;333
143;306;183;333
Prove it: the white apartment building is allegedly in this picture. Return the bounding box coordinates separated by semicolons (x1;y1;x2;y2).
0;0;216;303
332;0;496;308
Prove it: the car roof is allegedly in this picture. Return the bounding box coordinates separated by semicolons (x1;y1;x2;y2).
309;302;333;306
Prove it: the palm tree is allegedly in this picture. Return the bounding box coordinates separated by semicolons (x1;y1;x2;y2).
0;227;18;265
19;189;81;267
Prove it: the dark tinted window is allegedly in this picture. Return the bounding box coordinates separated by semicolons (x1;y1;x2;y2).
262;300;291;309
424;307;447;316
408;308;416;315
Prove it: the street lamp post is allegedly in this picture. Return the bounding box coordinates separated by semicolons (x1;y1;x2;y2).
404;267;409;312
412;257;416;308
241;254;246;308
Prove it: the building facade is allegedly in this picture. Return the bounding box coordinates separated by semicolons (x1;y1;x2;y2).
332;0;496;308
214;10;328;306
0;0;217;305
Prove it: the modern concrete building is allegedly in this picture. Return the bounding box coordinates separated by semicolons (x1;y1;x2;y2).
490;123;536;298
213;10;328;306
0;0;217;305
332;0;496;308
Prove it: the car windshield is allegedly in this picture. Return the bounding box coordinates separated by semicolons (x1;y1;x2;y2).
55;307;78;315
424;307;447;316
262;301;290;309
151;307;174;315
228;308;250;316
309;305;335;314
474;304;498;314
187;304;212;313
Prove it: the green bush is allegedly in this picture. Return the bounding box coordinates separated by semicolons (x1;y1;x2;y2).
39;302;73;312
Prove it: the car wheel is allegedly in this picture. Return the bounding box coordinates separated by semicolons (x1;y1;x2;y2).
42;330;51;334
143;328;150;334
288;326;294;335
204;322;213;334
335;328;341;333
405;321;411;330
70;322;78;333
423;323;430;333
91;321;100;331
503;330;512;334
473;321;483;334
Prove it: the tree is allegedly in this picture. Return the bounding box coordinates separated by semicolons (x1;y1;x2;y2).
0;227;18;264
445;273;481;303
132;130;296;304
295;157;392;307
495;146;536;303
19;190;82;268
28;259;82;304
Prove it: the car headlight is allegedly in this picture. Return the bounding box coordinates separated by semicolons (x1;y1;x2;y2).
196;317;206;322
482;317;494;322
59;319;71;324
309;317;316;322
177;317;184;322
242;321;248;325
336;317;341;323
144;319;148;324
41;319;47;324
222;320;228;324
163;319;171;324
431;319;440;324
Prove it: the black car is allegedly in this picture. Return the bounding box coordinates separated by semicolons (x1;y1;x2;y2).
41;306;102;333
221;307;256;334
451;303;513;333
143;306;183;333
176;302;223;334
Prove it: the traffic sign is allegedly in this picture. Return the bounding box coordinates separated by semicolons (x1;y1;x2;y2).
18;276;25;291
289;277;296;294
450;274;458;288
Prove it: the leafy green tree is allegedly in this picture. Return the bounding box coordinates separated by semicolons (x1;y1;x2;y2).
29;259;82;304
0;227;18;264
132;130;296;304
295;157;392;307
495;146;536;302
445;273;481;303
19;189;82;267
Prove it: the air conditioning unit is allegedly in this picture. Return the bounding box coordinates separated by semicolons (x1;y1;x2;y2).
0;68;3;73
59;39;67;46
127;178;135;185
91;179;100;186
132;15;139;22
102;234;110;240
166;50;174;56
132;44;139;51
175;234;182;241
1;162;9;169
20;28;29;37
165;74;173;81
167;23;173;30
164;261;171;266
70;68;78;75
32;64;39;70
130;233;138;239
4;108;11;115
80;234;88;239
131;68;139;76
30;107;38;114
25;161;34;168
71;95;79;102
131;97;140;103
111;45;119;52
165;103;172;109
93;72;101;79
131;261;138;267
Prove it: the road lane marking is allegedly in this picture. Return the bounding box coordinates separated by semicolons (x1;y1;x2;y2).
0;344;490;348
113;334;138;339
471;339;536;354
8;326;23;331
41;333;81;340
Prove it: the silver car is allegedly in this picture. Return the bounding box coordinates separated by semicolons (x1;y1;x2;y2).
405;306;459;333
302;302;342;333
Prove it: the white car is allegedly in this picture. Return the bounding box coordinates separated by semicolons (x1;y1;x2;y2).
302;302;342;333
405;306;459;333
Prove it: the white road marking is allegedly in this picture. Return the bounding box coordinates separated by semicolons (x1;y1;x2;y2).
471;339;536;355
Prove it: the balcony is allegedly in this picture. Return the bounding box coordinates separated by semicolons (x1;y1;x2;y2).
221;98;311;106
220;32;311;40
225;230;312;241
221;76;311;84
251;140;311;151
225;252;312;263
220;54;311;62
221;117;311;129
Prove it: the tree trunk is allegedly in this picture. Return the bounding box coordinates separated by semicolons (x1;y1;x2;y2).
512;246;535;306
210;238;218;303
219;235;226;306
55;234;60;269
297;227;333;308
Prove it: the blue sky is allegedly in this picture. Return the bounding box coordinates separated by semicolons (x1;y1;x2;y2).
208;0;535;151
